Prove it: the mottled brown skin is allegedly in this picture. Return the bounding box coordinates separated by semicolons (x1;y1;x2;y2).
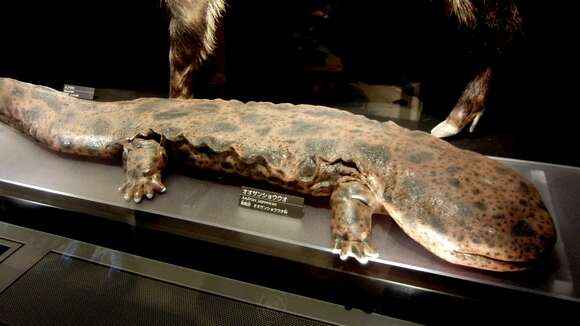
0;78;556;271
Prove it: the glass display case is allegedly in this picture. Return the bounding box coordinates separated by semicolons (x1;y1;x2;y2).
0;0;577;324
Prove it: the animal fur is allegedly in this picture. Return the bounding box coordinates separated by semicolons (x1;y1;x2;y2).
165;0;525;137
165;0;225;98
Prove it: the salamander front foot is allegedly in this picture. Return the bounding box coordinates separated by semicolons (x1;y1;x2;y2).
120;138;168;203
119;174;166;203
332;238;378;264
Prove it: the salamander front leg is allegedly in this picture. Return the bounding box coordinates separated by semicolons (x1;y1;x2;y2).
330;181;379;264
118;139;168;203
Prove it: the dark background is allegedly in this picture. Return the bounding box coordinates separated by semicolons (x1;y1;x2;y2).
0;0;576;166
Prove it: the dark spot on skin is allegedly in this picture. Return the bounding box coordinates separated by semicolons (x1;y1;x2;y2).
92;118;110;134
383;192;393;203
254;127;271;136
494;166;510;175
428;216;447;234
408;130;427;138
408;151;434;164
305;139;336;157
473;201;487;211
133;100;162;113
518;181;530;194
512;220;537;237
519;199;528;206
447;166;462;174
239;112;262;124
281;121;320;135
456;202;474;218
402;177;426;198
30;87;62;111
537;201;547;210
472;188;481;195
12;87;24;97
22;107;41;122
153;110;190;120
448;177;462;188
298;156;317;179
272;103;294;110
193;102;219;110
212;122;239;133
472;237;481;244
357;143;390;167
64;111;77;123
492;213;505;219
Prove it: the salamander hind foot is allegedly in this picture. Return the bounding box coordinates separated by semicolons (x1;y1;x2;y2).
119;138;168;203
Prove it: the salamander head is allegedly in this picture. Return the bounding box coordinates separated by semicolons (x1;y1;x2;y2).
384;144;556;272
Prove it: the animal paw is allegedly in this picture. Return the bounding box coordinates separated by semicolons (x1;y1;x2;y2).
431;119;460;138
331;238;379;264
118;173;166;203
431;110;484;138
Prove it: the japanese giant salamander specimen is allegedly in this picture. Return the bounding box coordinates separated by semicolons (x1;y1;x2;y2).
165;0;525;137
0;78;556;272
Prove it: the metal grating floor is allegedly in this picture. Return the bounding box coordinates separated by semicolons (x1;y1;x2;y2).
0;253;334;326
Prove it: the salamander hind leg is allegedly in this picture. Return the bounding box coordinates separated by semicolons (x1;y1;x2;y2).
330;180;380;264
119;138;168;203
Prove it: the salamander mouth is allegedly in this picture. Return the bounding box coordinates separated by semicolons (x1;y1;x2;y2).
452;251;539;272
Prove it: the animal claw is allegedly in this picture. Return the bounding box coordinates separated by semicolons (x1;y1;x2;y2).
332;238;377;265
339;244;351;260
431;120;460;138
119;174;166;202
362;241;379;258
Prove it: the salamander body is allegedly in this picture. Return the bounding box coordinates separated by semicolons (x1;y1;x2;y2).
0;78;556;271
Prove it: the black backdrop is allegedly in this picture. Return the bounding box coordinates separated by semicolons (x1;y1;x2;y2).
0;0;576;165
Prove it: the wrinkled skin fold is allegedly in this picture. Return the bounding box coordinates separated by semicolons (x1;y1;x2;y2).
0;78;556;271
